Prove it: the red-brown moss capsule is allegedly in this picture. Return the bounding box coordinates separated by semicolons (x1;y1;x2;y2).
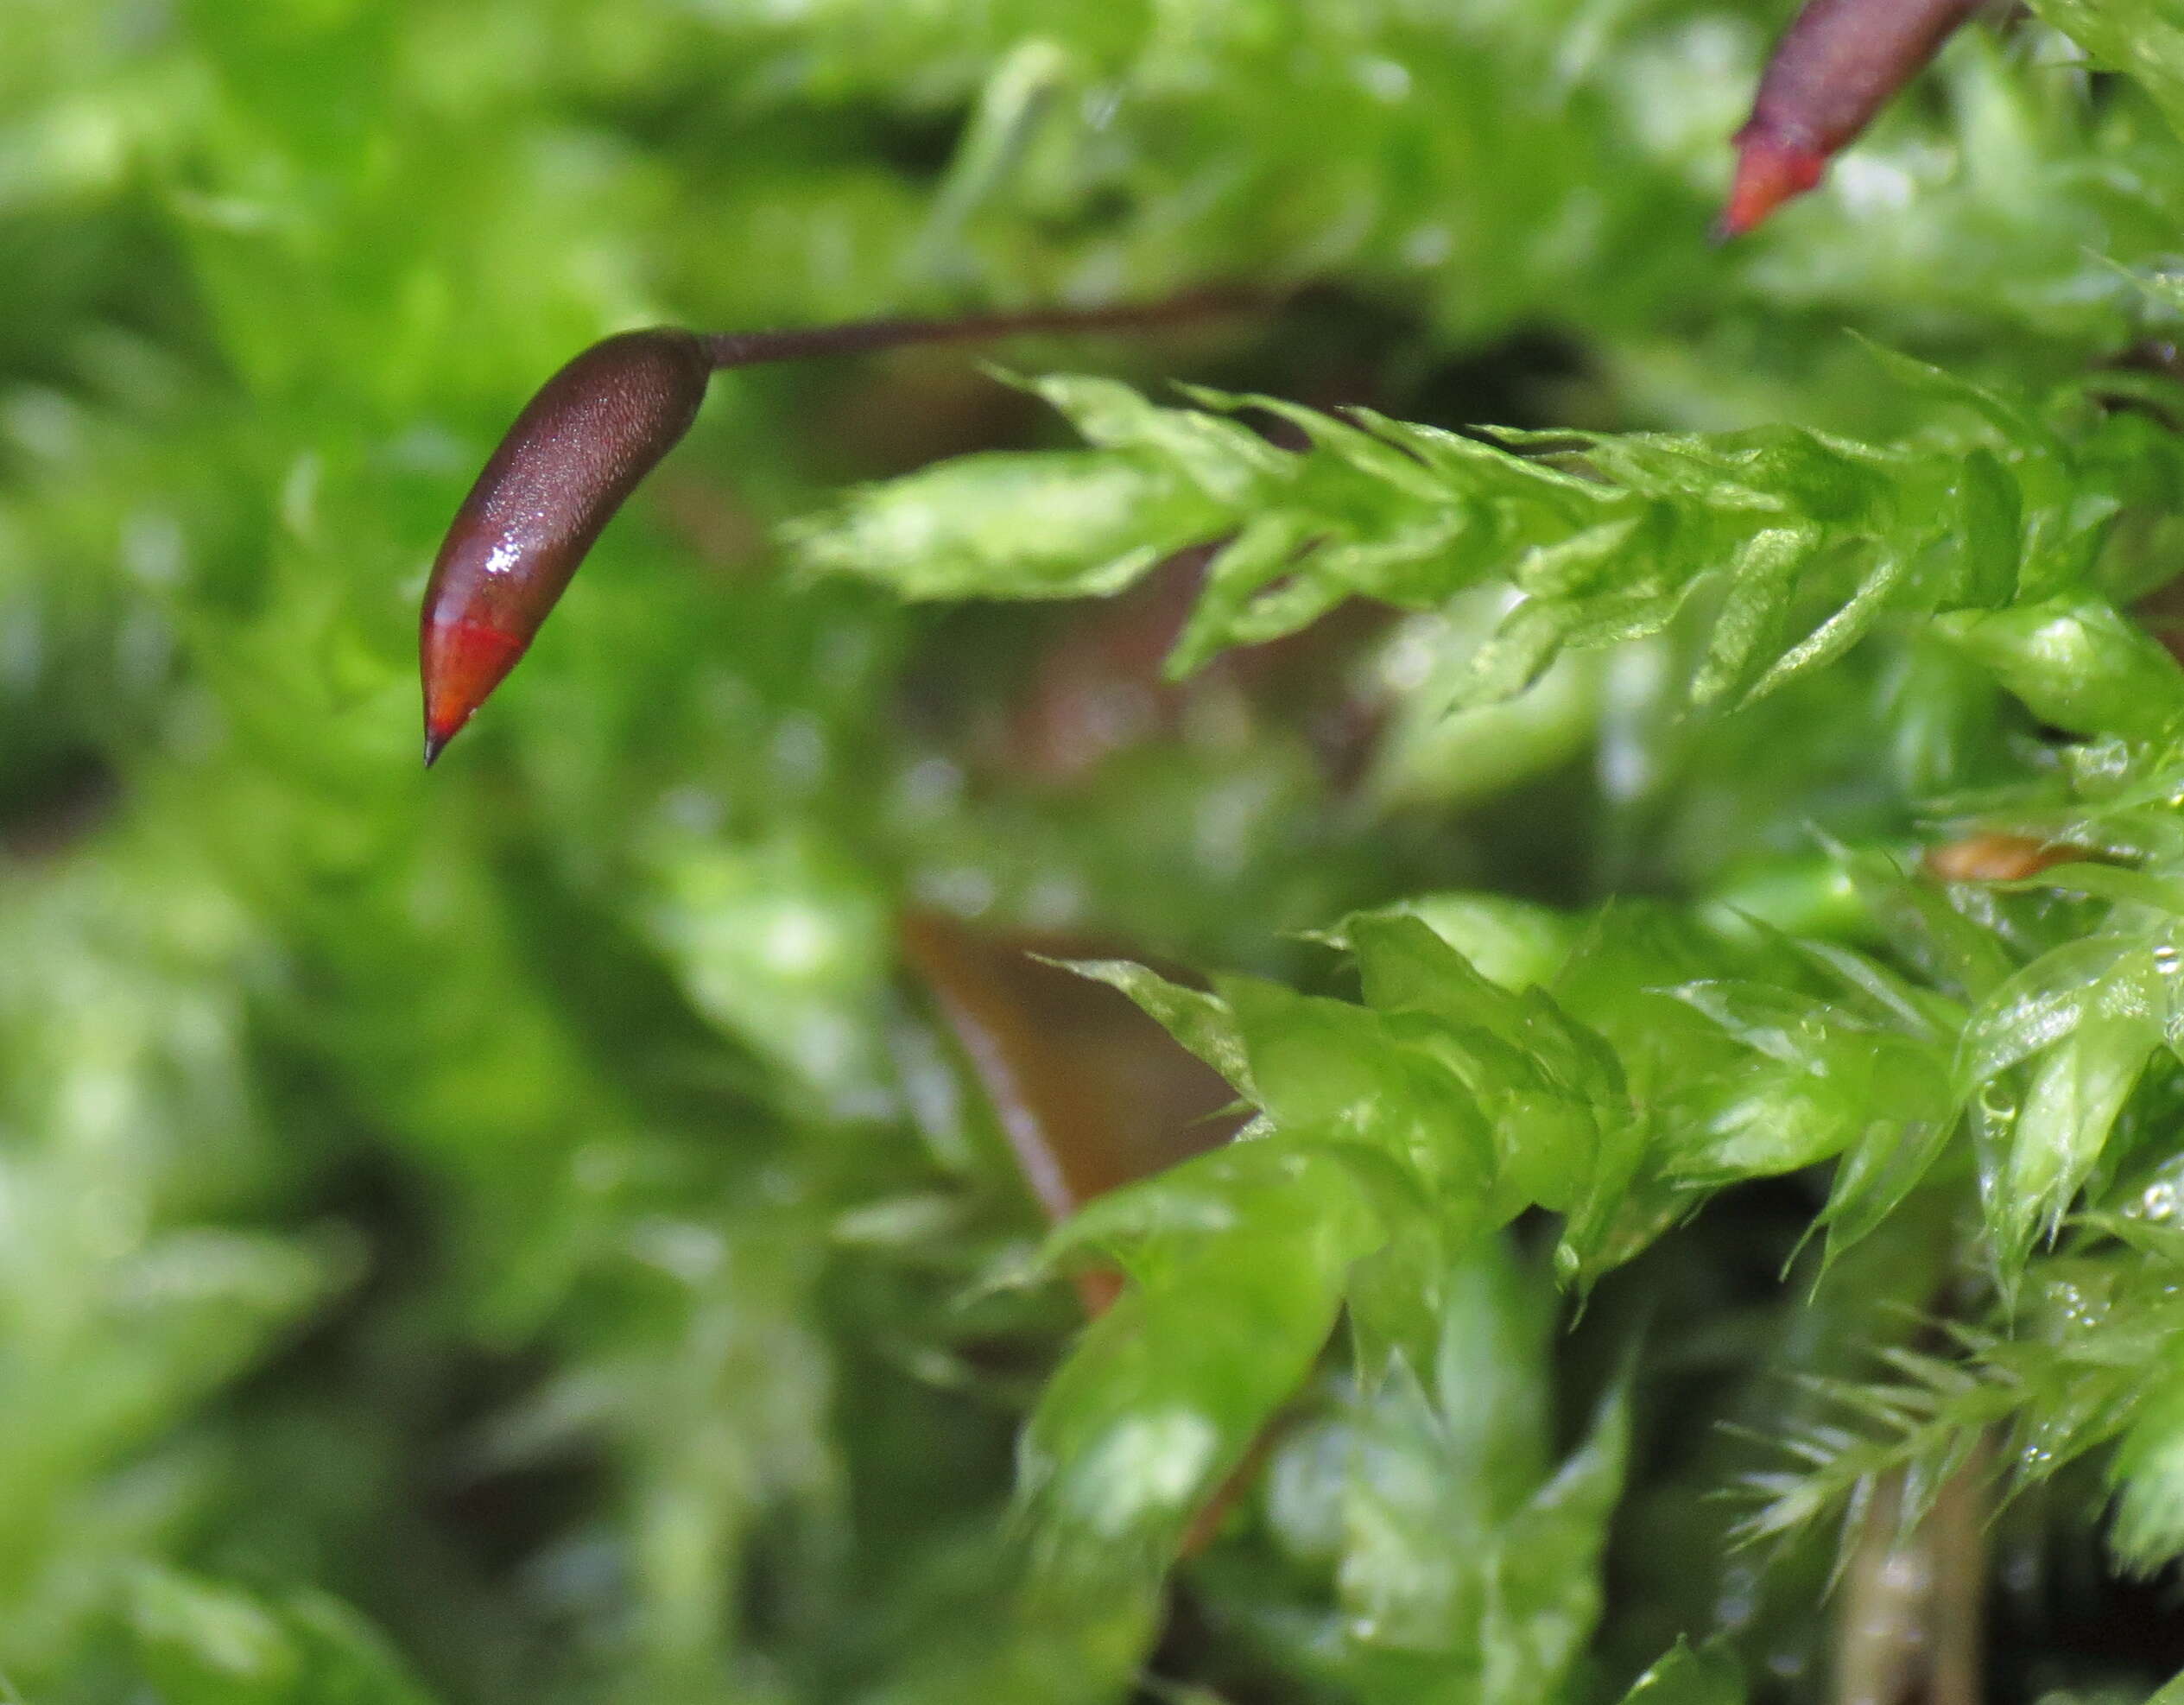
419;328;711;764
1720;0;1982;239
418;293;1259;764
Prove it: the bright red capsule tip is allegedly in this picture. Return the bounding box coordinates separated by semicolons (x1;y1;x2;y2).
421;617;528;766
1717;130;1828;239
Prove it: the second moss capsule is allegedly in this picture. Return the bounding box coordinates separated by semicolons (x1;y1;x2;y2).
1721;0;1983;238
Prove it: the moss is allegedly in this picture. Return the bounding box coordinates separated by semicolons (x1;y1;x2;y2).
9;1;2184;1700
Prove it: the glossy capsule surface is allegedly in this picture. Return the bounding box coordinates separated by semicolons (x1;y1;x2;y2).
419;327;711;763
1721;0;1981;238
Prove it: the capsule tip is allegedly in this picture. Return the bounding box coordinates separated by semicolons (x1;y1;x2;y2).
1716;130;1829;240
420;616;528;770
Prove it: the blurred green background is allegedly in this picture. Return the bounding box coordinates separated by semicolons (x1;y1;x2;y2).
10;0;2184;1700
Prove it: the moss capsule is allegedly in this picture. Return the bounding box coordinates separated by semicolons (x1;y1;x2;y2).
418;294;1257;764
420;329;711;764
1721;0;1982;238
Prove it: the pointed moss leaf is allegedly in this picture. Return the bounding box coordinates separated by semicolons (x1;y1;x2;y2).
1368;417;1604;518
1851;337;2061;456
1342;1350;1500;1651
1033;1150;1271;1273
1202;552;1362;652
1345;1235;1553;1499
1218;974;1497;1216
1672;983;1952;1182
1351;910;1520;1030
1024;373;1290;504
1363;916;1624;1118
909;39;1079;273
1018;1142;1384;1601
1746;546;1909;703
1959;935;2153;1089
1345;1231;1459;1396
1617;1642;1747;1705
1039;1137;1404;1280
1692;529;1817;706
1554;1120;1655;1292
1176;386;1452;503
1236;512;1480;641
1352;915;1620;1106
1437;1030;1606;1215
1994;1015;2162;1272
1166;511;1318;678
1998;861;2184;914
1463;599;1601;709
2108;1365;2184;1574
1818;1104;1959;1259
784;449;1227;599
1330;895;1579;993
1788;938;1955;1040
1509;512;1651;601
1431;1244;1554;1496
1671;981;1858;1068
1947;447;2023;609
1843;848;2018;1000
1058;958;1253;1094
1479;1381;1630;1704
1701;1037;1948;1182
1336;1266;1608;1687
2028;0;2184;140
1339;916;1631;1220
